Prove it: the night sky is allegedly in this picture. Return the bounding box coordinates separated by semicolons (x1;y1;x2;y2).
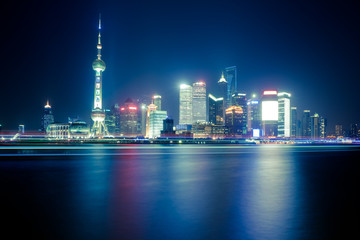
1;0;359;132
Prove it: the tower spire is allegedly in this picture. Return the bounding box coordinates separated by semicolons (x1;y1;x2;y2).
97;13;102;60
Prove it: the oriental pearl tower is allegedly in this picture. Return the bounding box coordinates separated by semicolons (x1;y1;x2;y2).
90;14;108;137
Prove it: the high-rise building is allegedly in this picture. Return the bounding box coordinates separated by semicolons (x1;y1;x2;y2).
104;108;116;134
153;95;162;111
311;113;320;139
247;97;261;136
112;104;121;134
335;124;343;137
349;123;359;139
225;106;244;136
225;66;237;106
90;15;108;137
120;98;138;136
140;103;147;136
146;103;157;138
261;90;278;137
192;81;206;123
179;84;193;125
161;117;176;137
208;94;224;125
290;107;297;138
302;110;311;138
320;116;327;139
218;72;228;111
41;100;54;132
277;92;291;138
149;110;167;138
232;92;247;135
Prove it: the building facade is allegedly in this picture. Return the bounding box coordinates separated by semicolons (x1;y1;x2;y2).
277;92;291;137
232;92;247;135
261;90;278;137
290;107;297;138
247;98;261;136
41;101;54;132
179;84;193;125
225;106;244;136
192;81;206;123
120;98;138;136
225;66;237;106
208;94;224;125
149;110;167;138
302;110;311;138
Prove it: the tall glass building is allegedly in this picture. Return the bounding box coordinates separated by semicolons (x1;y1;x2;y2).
261;90;279;137
247;98;261;136
120;98;138;136
225;66;237;106
41;101;54;132
218;72;228;112
290;107;297;138
149;110;167;138
179;84;193;125
225;106;243;136
153;95;162;111
302;110;311;138
192;81;206;123
277;92;291;137
232;92;247;135
208;94;224;125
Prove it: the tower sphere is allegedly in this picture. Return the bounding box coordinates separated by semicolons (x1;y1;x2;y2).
92;59;106;72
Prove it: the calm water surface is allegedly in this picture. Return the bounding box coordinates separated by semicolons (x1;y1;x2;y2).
0;145;359;239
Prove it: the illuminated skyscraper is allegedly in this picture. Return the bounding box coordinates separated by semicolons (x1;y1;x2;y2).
320;117;327;139
232;92;247;135
179;84;193;125
302;110;311;138
311;113;320;139
192;81;206;123
277;92;291;137
225;66;237;106
41;100;54;132
261;90;278;137
153;95;162;111
218;72;228;111
120;98;138;136
225;106;243;136
335;124;343;137
290;107;297;138
91;15;108;137
208;94;224;125
149;110;167;138
247;97;261;136
146;103;157;138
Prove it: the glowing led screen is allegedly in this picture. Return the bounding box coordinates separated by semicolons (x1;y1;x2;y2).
262;101;278;121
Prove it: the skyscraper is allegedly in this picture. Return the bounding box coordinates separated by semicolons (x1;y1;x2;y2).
310;113;320;139
247;97;261;136
290;107;297;138
277;92;291;137
179;84;192;125
208;94;224;125
218;72;228;111
261;90;278;137
225;66;237;106
192;81;206;123
146;103;157;138
335;124;343;137
153;95;162;111
232;92;247;135
320;116;327;139
302;110;311;138
120;98;138;136
149;110;167;138
225;106;243;136
41;100;54;132
90;15;108;137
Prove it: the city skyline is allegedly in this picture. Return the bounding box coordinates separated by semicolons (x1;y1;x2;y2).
1;1;359;131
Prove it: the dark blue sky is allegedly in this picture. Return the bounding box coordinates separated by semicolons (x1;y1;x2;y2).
1;0;359;132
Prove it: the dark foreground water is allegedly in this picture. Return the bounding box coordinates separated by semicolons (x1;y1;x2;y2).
0;144;359;240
